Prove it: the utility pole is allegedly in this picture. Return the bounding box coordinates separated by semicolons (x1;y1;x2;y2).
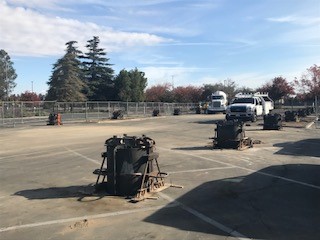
5;60;8;101
171;75;175;90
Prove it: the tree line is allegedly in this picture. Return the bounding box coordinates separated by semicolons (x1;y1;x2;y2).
46;37;147;102
0;38;320;103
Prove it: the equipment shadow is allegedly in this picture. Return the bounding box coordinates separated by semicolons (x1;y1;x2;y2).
274;138;320;157
13;184;105;201
144;164;320;240
172;146;213;151
191;119;220;125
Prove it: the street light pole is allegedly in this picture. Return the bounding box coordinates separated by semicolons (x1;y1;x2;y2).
5;60;8;101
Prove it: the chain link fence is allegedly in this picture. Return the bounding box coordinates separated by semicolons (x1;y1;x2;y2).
315;96;320;129
0;101;197;127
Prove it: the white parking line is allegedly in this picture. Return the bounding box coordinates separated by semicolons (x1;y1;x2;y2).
168;166;235;174
0;203;178;233
64;147;101;165
0;146;94;162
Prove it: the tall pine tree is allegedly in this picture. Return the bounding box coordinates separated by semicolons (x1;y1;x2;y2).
129;68;147;102
46;41;86;102
0;49;17;100
82;36;114;100
114;69;132;101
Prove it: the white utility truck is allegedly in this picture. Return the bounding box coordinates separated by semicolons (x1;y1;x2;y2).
225;92;274;122
207;91;228;114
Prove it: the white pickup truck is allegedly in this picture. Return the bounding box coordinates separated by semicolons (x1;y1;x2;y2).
225;93;274;122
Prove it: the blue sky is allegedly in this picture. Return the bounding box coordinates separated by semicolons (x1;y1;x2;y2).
1;0;319;95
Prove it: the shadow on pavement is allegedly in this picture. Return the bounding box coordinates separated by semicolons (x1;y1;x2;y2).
274;138;320;157
172;146;212;151
13;184;102;201
191;119;221;125
144;164;320;240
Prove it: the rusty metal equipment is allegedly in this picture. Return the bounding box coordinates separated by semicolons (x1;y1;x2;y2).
263;113;282;130
195;106;201;114
173;108;181;115
284;111;299;122
152;109;160;116
47;113;62;125
212;120;252;150
298;109;307;117
308;107;315;114
111;110;123;119
93;134;170;201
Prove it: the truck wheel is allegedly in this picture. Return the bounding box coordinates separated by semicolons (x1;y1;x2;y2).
251;114;257;122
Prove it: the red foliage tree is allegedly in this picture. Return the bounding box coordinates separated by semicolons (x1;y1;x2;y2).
145;83;173;102
172;86;203;103
257;76;294;101
294;64;320;100
20;91;41;101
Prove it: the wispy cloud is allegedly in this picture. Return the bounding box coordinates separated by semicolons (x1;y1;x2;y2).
187;0;222;9
0;1;170;56
6;0;70;11
266;15;320;25
6;0;182;10
142;66;217;87
160;39;257;48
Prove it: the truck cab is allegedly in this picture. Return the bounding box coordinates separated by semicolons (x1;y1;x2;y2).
207;91;228;114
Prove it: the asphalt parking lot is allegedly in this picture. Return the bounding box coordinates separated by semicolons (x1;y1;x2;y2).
0;114;319;240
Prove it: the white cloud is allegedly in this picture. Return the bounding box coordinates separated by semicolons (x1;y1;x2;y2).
6;0;182;10
0;1;170;57
266;15;320;25
264;14;320;46
6;0;71;11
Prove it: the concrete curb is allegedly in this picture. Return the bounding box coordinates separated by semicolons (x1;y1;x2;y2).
97;116;167;123
305;117;318;129
305;121;314;129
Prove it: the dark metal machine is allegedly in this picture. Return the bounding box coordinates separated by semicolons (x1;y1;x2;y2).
173;108;181;115
111;110;123;119
263;113;282;130
212;120;252;150
93;134;169;201
284;111;299;122
152;109;160;116
47;113;62;125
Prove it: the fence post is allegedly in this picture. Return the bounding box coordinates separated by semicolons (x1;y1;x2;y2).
12;101;15;127
127;101;129;117
21;101;23;121
38;102;41;117
136;103;138;116
85;102;88;122
71;102;74;119
97;102;100;120
108;102;111;119
315;96;318;119
1;102;4;125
